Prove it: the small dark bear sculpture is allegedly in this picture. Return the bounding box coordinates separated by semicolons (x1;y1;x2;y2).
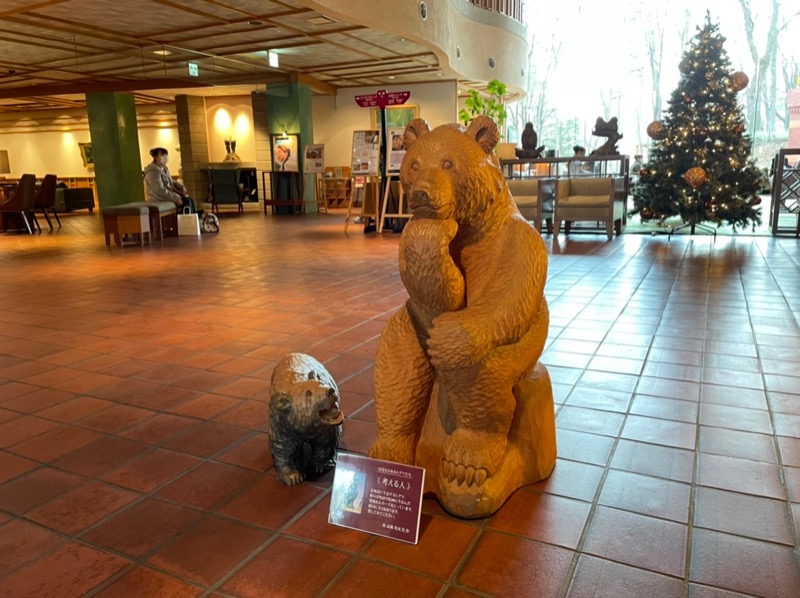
269;353;344;485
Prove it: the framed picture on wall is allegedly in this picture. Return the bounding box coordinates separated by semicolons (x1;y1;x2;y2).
78;142;94;169
371;105;419;130
272;134;300;172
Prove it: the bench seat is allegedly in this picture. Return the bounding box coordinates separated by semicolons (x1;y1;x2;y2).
102;204;151;247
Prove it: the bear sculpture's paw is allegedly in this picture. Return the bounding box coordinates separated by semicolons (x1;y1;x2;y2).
440;428;507;488
311;458;335;474
427;313;482;370
277;469;304;486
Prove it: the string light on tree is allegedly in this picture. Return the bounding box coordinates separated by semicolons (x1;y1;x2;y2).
632;12;763;233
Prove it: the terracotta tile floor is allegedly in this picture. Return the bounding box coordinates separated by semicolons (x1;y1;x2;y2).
1;210;799;597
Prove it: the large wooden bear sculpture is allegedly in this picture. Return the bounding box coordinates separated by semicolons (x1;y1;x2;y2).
370;116;556;518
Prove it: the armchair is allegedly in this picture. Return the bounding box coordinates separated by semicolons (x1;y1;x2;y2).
209;169;244;214
0;174;37;234
554;177;624;240
505;178;554;234
33;174;59;231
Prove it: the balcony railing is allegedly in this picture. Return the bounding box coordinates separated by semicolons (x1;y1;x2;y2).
469;0;523;23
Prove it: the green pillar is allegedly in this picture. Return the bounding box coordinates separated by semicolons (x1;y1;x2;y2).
86;92;144;209
267;82;315;211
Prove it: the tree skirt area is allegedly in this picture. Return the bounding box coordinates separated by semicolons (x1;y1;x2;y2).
621;194;797;237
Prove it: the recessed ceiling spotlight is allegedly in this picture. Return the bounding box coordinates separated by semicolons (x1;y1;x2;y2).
249;20;263;25
436;73;443;77
400;38;407;42
152;49;172;56
387;75;396;79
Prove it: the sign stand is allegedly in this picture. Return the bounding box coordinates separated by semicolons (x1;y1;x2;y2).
328;452;426;545
344;176;379;233
314;173;327;213
354;89;411;233
378;175;412;233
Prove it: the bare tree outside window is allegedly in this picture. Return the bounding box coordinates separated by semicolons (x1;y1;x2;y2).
510;0;800;167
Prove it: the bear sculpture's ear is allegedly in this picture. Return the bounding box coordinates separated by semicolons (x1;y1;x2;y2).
404;118;431;149
307;371;317;381
271;392;293;412
466;115;500;155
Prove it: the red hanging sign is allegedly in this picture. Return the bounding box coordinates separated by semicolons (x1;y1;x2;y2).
355;89;411;108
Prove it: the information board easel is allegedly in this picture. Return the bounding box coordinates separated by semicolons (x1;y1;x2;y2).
313;173;326;213
353;90;412;233
304;143;326;213
347;130;381;232
378;174;412;233
344;176;380;233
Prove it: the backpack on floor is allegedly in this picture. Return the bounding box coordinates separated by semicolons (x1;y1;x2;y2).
201;212;220;233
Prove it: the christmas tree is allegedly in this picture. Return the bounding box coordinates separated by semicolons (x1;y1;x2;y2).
633;13;764;233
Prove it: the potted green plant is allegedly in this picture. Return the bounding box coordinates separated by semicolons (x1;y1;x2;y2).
458;79;516;159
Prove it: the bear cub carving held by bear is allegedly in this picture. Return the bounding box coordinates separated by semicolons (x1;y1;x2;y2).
369;116;556;518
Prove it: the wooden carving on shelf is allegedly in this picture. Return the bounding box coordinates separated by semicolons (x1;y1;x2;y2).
369;116;556;518
591;116;623;156
516;122;546;159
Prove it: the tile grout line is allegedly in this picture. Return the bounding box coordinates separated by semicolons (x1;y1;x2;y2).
552;235;667;597
751;240;800;550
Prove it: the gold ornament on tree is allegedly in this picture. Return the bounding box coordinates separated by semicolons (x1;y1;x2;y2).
646;121;664;139
684;167;708;189
640;207;654;221
730;72;749;92
679;59;692;74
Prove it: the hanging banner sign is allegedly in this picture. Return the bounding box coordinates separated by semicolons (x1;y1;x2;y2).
355;90;411;108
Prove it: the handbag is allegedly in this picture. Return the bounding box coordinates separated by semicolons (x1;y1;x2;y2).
201;212;220;233
177;206;200;236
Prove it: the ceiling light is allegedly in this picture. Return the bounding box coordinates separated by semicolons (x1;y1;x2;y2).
152;49;172;56
387;75;395;80
268;51;279;68
437;73;443;77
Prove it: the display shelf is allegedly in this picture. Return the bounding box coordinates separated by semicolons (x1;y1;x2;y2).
324;177;351;209
323;167;352;209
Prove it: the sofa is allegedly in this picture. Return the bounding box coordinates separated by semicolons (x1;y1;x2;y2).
505;178;554;234
55;187;95;213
